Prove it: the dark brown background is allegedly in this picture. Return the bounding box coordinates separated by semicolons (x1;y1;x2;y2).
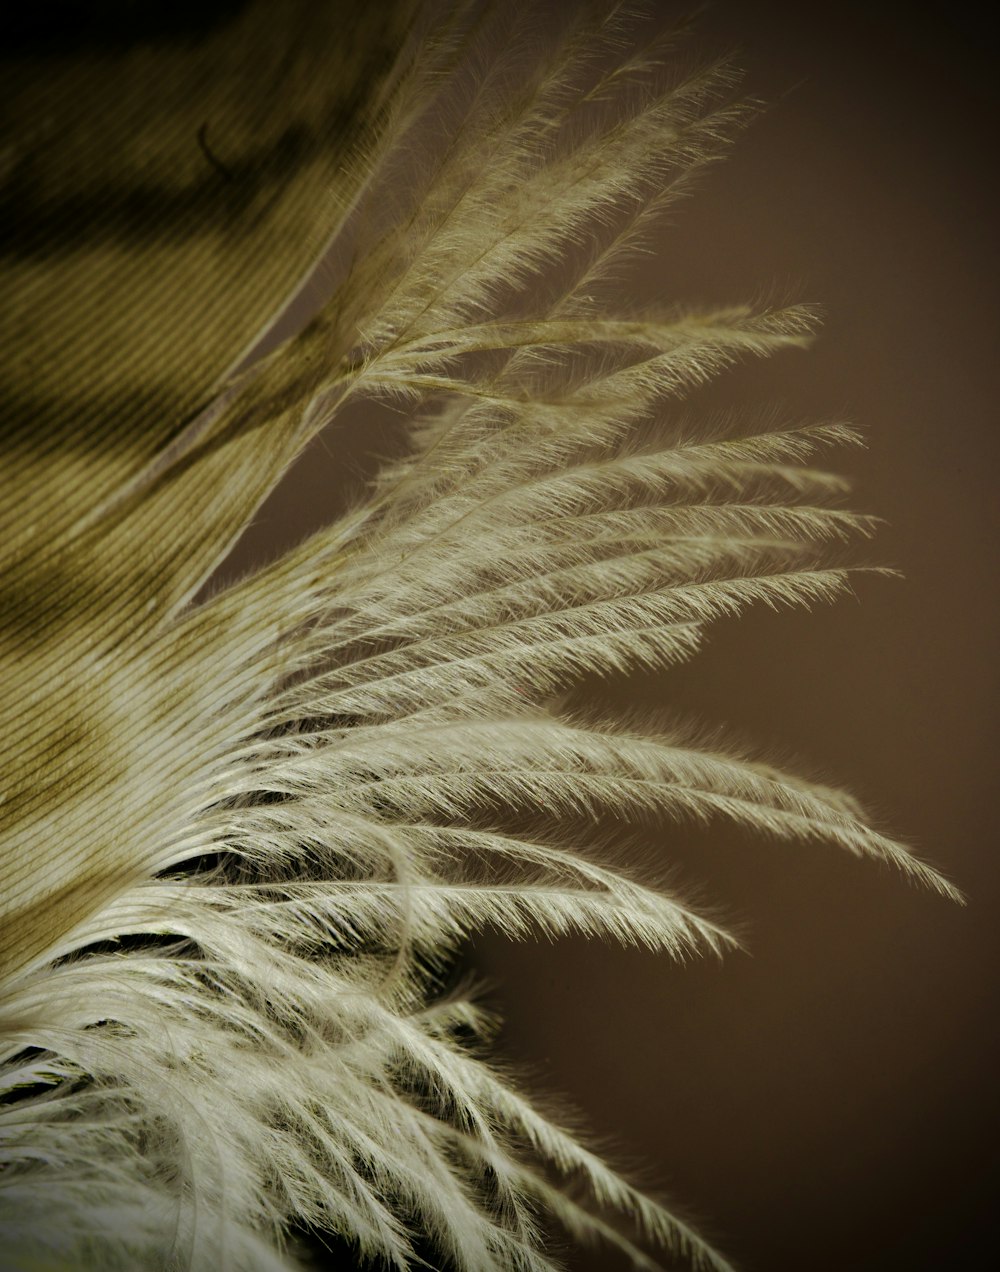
239;3;998;1268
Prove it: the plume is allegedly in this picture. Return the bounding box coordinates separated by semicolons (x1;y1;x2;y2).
0;3;960;1270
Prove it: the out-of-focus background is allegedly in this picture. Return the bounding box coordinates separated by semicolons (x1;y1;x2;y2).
226;2;997;1268
469;4;999;1269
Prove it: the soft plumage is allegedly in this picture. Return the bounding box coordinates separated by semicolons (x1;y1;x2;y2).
0;3;959;1270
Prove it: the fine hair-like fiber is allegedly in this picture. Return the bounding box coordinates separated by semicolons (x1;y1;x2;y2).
0;3;960;1269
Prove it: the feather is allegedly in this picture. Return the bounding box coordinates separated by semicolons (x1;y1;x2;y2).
0;3;960;1270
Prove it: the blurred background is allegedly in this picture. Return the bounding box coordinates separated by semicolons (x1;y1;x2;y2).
466;4;999;1269
109;1;996;1268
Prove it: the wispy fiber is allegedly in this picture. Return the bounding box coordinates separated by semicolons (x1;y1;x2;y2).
0;2;959;1270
